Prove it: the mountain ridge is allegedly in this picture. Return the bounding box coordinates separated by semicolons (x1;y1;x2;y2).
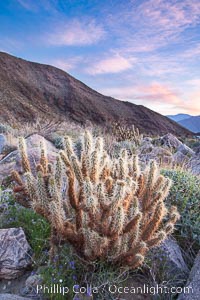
0;51;193;136
179;116;200;133
166;114;192;122
167;113;200;133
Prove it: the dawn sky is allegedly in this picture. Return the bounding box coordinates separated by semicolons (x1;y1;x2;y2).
0;0;200;115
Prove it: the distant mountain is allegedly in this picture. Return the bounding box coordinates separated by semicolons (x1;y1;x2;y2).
167;114;192;122
179;116;200;133
0;52;193;136
167;114;200;133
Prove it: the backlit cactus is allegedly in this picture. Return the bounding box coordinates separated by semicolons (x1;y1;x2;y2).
12;131;179;269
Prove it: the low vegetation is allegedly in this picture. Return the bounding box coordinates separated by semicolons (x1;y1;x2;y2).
162;169;200;256
0;123;199;300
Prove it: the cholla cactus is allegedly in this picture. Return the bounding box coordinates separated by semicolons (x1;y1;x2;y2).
112;121;143;146
12;131;179;269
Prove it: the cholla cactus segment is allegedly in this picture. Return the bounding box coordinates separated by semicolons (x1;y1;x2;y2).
40;141;48;174
12;131;179;269
18;137;31;173
11;170;23;186
83;130;93;154
63;136;75;158
55;156;63;189
24;172;37;202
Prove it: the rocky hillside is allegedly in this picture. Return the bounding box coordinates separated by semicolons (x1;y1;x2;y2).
0;52;193;136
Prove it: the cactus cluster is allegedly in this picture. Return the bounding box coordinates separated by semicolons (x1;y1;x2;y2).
12;132;179;269
112;121;143;145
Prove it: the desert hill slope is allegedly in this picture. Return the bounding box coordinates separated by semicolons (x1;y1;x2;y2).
0;52;192;136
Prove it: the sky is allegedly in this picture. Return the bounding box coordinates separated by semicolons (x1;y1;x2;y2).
0;0;200;116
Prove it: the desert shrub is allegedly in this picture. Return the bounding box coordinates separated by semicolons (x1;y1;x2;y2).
11;118;65;138
12;131;179;270
112;121;143;145
161;169;200;252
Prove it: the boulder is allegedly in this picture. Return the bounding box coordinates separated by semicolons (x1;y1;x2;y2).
157;133;182;149
0;134;6;154
139;146;172;166
178;250;200;300
0;228;32;279
149;238;189;282
25;134;57;151
173;151;188;165
187;156;200;176
151;147;172;157
0;295;30;300
0;134;58;181
25;274;42;288
20;274;43;298
139;142;154;154
177;144;195;156
194;146;200;155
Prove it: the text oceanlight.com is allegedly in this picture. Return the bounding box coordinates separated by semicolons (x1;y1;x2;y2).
36;283;193;296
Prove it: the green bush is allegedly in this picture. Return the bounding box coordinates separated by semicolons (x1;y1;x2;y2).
161;169;200;251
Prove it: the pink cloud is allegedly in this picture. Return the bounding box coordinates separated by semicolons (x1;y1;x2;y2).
186;79;200;86
101;83;181;105
86;54;134;74
100;82;200;115
136;83;181;105
177;92;200;115
47;19;105;46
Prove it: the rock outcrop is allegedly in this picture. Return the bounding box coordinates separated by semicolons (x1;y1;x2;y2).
178;250;200;300
149;238;189;282
0;228;32;279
